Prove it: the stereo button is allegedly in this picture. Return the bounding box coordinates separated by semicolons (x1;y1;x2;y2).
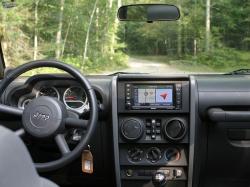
125;102;131;109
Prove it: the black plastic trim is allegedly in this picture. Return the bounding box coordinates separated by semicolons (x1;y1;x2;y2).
0;43;5;78
188;76;196;187
111;76;122;187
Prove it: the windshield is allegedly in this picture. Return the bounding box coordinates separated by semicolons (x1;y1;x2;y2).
0;0;250;75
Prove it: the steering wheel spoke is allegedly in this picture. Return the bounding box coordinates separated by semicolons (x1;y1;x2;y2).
0;104;23;117
55;134;71;155
65;118;88;129
15;128;25;137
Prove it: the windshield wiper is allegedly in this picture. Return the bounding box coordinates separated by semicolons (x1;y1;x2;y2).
226;69;250;75
109;72;148;76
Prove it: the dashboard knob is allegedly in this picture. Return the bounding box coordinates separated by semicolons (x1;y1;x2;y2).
164;119;186;141
146;147;162;163
121;118;143;141
128;148;144;162
165;147;181;162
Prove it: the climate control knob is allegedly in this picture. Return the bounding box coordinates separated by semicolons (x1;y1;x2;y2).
146;147;162;163
121;118;144;141
165;147;181;162
128;148;144;162
164;119;186;141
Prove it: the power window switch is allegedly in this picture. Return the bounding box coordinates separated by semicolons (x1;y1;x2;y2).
173;169;182;178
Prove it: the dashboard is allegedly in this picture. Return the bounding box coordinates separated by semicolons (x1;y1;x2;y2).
18;85;89;113
2;73;250;187
6;75;105;115
115;76;190;187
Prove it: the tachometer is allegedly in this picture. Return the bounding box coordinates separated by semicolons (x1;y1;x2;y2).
36;87;60;99
63;86;89;111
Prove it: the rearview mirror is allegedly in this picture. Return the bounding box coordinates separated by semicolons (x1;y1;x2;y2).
118;4;180;22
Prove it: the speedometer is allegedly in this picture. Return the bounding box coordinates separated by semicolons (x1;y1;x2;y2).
63;86;88;111
36;87;59;99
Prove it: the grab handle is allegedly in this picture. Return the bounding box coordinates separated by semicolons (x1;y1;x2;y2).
208;108;250;122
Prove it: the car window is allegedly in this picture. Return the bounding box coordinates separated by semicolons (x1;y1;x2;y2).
0;0;249;75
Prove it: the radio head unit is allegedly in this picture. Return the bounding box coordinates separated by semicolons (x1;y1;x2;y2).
125;83;182;110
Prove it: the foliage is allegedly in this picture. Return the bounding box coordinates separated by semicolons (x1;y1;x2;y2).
119;0;250;72
63;52;128;74
0;0;127;73
0;0;250;74
192;48;250;72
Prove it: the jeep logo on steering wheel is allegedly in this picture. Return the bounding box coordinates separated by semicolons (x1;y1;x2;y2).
33;112;50;121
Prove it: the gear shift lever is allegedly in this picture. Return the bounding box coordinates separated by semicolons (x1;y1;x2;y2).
152;172;167;187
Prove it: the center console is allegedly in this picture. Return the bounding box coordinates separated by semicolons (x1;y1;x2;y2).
115;77;190;187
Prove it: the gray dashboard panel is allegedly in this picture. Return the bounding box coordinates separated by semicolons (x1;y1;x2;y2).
195;75;250;187
197;75;250;118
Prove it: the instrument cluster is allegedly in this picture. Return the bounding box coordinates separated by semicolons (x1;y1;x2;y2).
18;86;90;113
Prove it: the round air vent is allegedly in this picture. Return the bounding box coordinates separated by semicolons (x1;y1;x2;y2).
121;118;144;141
164;119;186;141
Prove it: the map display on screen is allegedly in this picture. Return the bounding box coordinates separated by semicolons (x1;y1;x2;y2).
133;85;174;107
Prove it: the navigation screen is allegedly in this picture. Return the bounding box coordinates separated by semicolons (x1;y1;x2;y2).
133;85;174;108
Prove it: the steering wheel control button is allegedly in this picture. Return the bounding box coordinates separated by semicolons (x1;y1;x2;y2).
164;118;187;141
22;96;67;138
121;118;144;141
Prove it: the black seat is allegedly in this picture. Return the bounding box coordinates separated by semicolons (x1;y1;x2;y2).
0;126;58;187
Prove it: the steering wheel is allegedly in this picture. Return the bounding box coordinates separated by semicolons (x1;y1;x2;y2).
0;60;98;172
